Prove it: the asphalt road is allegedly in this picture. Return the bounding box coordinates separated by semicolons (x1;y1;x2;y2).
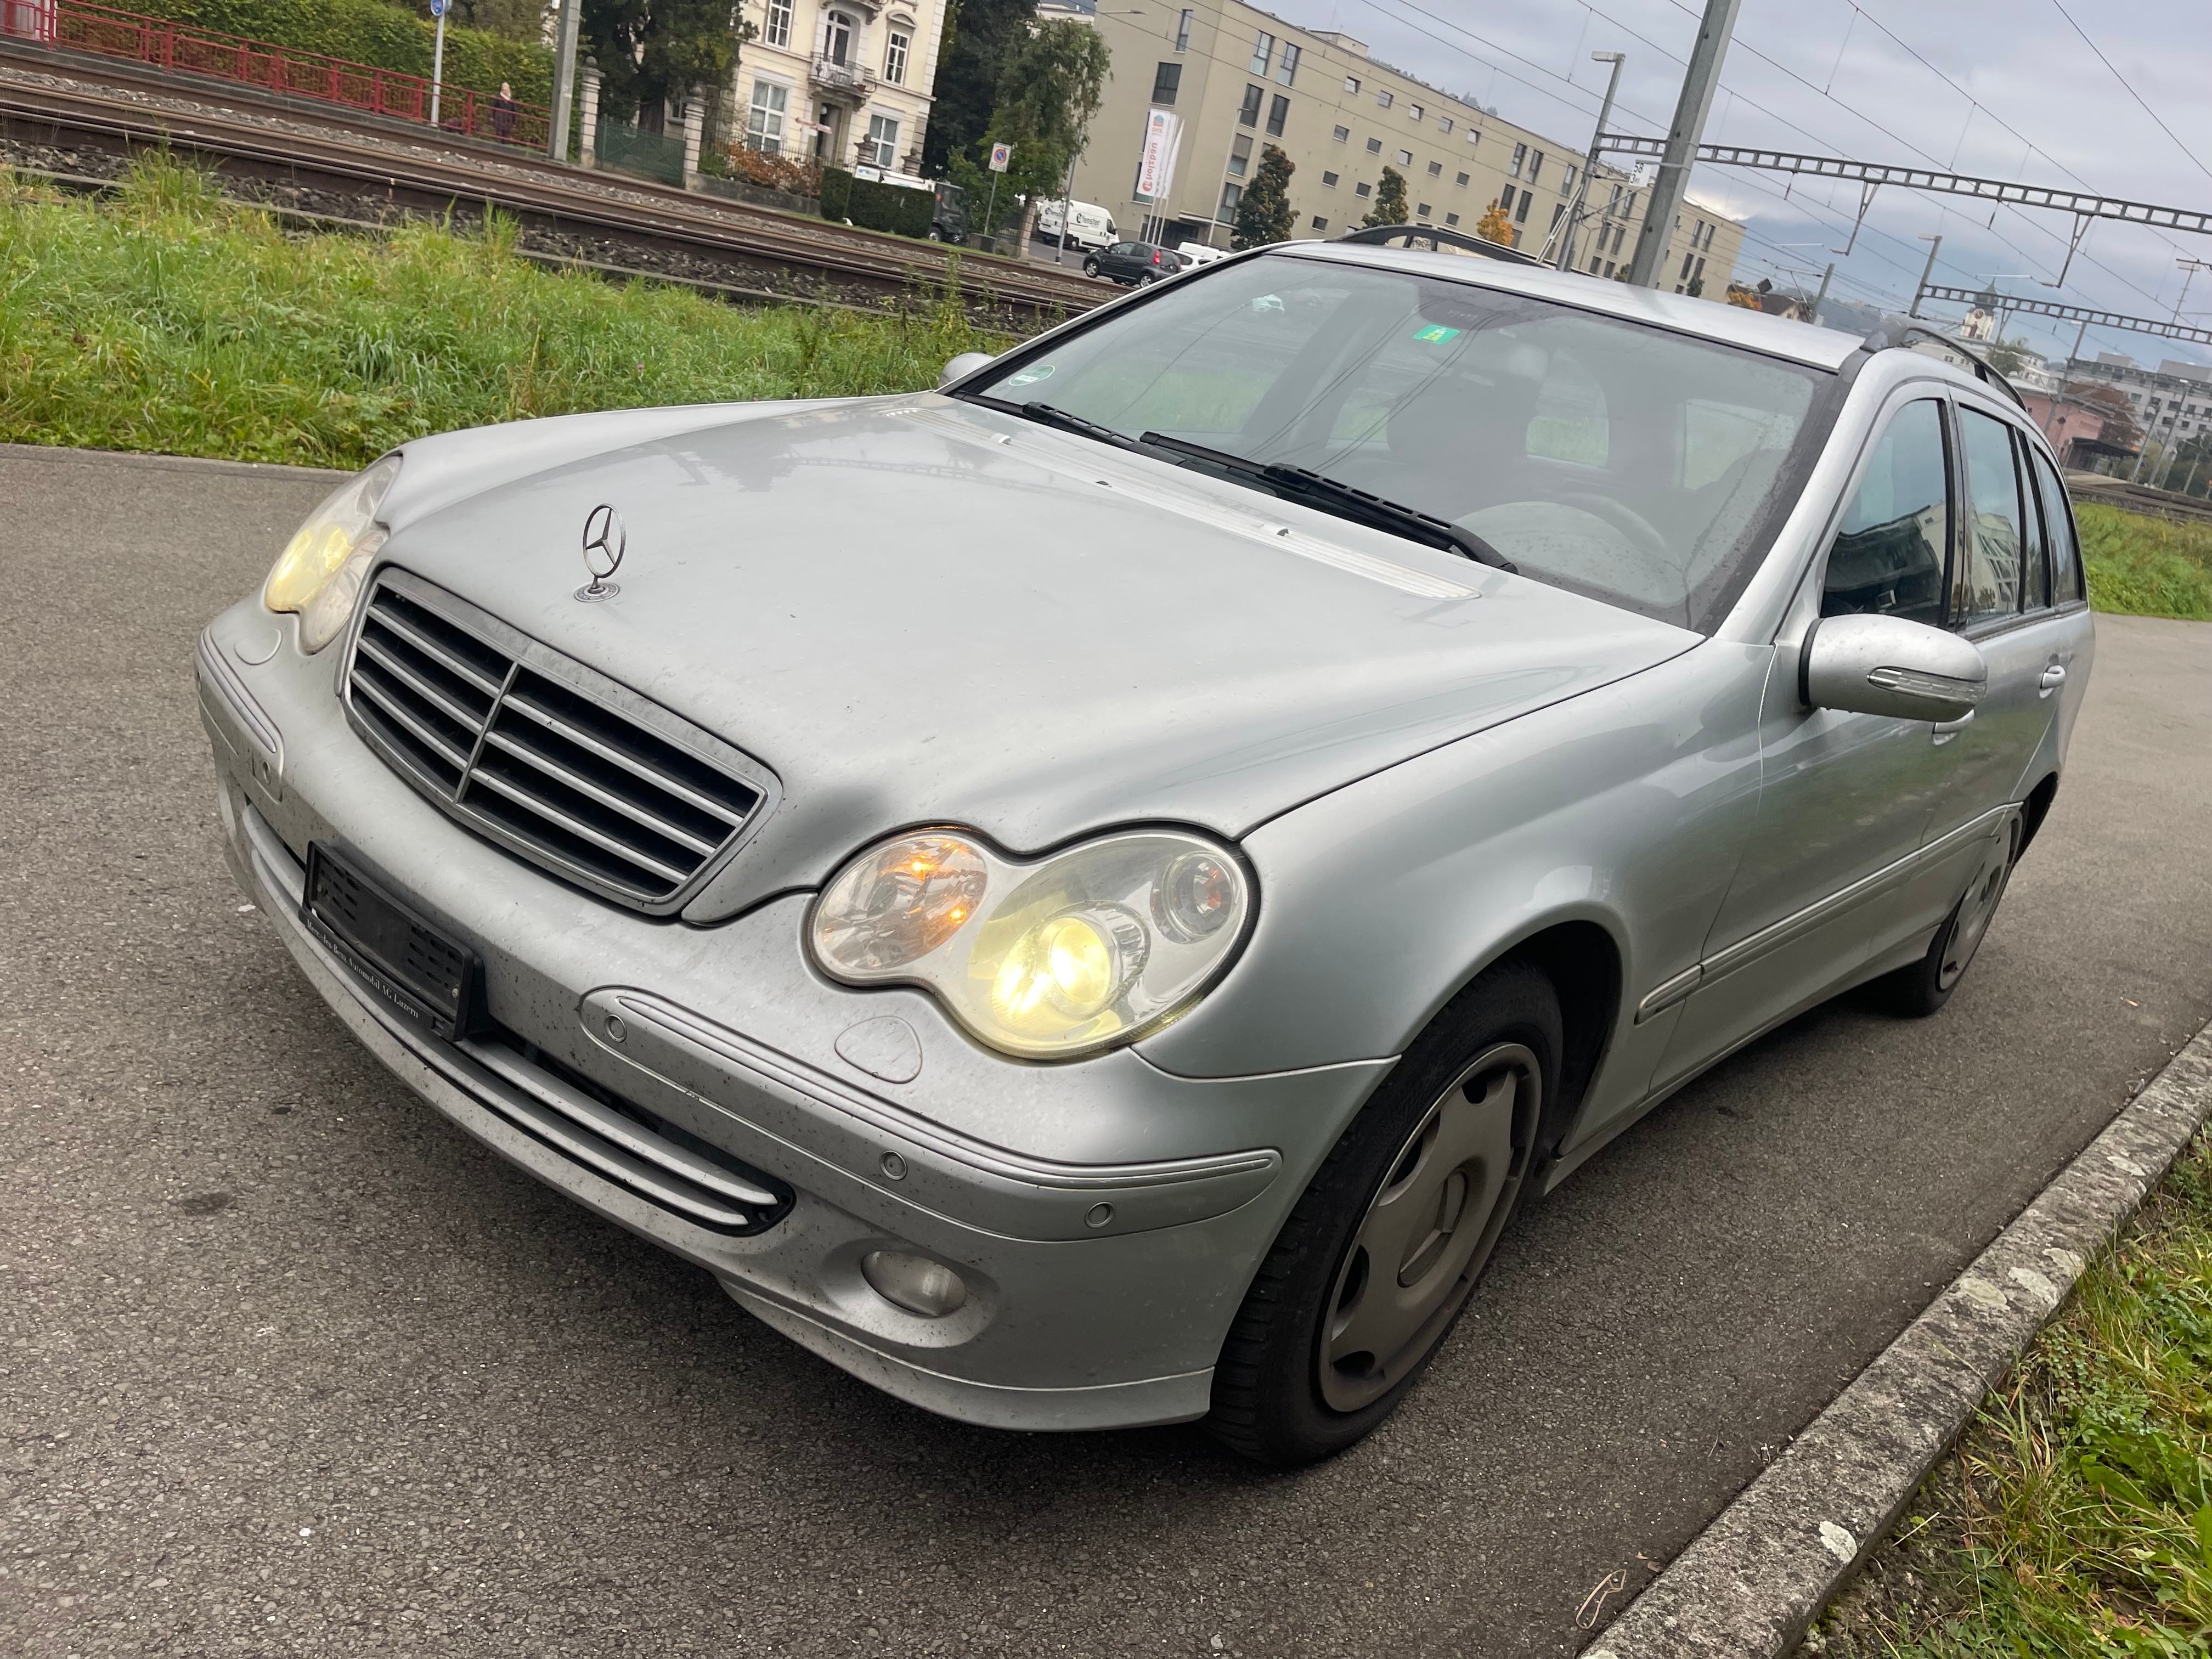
4;443;2208;1659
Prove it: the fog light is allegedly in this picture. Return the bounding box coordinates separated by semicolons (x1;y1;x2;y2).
861;1250;968;1317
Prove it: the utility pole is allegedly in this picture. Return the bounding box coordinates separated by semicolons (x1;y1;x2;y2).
1556;51;1625;272
1907;233;1942;318
1626;0;1742;289
549;0;584;163
1810;261;1833;325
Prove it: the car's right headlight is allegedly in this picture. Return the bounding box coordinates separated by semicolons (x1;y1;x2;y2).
808;827;1254;1060
263;454;402;653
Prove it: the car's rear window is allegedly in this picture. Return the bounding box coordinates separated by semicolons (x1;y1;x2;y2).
963;255;1833;631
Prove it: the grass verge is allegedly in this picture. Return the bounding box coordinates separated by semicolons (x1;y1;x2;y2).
2076;505;2212;622
0;154;1009;470
1812;1126;2212;1657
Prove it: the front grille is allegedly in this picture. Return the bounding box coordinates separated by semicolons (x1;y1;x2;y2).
343;569;774;914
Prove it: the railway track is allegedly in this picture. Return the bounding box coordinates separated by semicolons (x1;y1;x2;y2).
0;51;1109;325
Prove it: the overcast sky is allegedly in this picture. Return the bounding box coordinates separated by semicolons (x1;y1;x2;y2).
1290;0;2212;366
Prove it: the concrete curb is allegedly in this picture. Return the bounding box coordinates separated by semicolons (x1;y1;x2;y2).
1586;1018;2212;1659
0;442;349;480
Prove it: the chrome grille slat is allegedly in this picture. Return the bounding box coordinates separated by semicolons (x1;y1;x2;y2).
465;766;692;887
348;671;472;769
478;729;721;856
498;693;749;826
362;606;505;697
343;572;771;913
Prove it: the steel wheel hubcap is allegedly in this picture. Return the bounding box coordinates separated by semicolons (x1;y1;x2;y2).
1317;1042;1536;1413
1939;828;2014;990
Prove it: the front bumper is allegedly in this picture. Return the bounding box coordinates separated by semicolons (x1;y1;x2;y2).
196;601;1391;1431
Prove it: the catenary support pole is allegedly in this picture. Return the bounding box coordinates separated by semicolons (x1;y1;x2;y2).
1908;233;1942;318
1812;261;1834;324
549;0;583;162
428;3;447;128
1626;0;1742;288
1556;51;1624;272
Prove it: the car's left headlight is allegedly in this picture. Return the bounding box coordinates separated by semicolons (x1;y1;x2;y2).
262;453;402;653
808;828;1253;1060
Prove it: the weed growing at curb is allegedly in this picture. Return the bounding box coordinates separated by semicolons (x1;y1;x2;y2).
0;153;1012;470
1811;1128;2212;1657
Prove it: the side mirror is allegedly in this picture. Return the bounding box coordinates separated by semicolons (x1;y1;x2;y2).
938;352;996;389
1802;614;1987;723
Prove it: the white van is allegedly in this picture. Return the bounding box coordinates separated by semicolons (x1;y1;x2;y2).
1035;199;1118;251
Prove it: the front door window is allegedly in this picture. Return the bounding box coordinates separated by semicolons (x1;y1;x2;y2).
1821;397;1949;624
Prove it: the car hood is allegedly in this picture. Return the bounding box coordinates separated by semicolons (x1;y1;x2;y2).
377;395;1700;920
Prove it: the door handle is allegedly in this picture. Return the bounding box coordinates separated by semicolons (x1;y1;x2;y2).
1932;710;1974;744
2039;664;2067;695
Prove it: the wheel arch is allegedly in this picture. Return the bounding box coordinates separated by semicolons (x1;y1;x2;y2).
2018;770;2059;856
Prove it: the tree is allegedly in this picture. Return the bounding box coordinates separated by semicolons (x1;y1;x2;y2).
1231;145;1296;249
921;0;1034;177
1983;336;2032;376
1473;198;1512;245
941;18;1107;236
1362;165;1408;227
2075;381;2142;450
582;0;744;129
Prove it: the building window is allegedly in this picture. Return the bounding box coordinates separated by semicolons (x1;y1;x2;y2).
1445;211;1460;225
1514;192;1531;223
1228;133;1251;177
1355;180;1372;198
764;0;791;47
1219;181;1242;219
1527;149;1543;185
1311;215;1328;230
1425;160;1441;177
1175;7;1191;49
1408;104;1423;121
1454;170;1469;187
864;112;899;168
1376;89;1392;109
1331;125;1350;143
1239;83;1263;127
1277;42;1299;85
1396;149;1411;166
1344;75;1361;94
1151;62;1181;105
1624;191;1637;218
1693;255;1706;282
1466;128;1481;146
1509;142;1526;178
1550;203;1565;230
883;29;910;83
1561;165;1577;193
1679;251;1694;280
1611;224;1626;253
823;8;855;65
746;79;788;153
1365;137;1381;154
1415;202;1431;218
1266;93;1289;137
1589;253;1602;273
1249;32;1273;74
1322;170;1339;187
1439;117;1452;134
1607;184;1622;215
1603;260;1615;277
1498;185;1516;217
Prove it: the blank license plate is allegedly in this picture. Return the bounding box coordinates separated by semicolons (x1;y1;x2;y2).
302;843;482;1041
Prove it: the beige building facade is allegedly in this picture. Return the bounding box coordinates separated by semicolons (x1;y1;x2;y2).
1069;0;1742;297
733;0;946;174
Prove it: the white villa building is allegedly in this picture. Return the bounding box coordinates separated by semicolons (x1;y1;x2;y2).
732;0;947;173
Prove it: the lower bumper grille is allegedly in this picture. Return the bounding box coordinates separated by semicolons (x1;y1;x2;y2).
342;569;776;915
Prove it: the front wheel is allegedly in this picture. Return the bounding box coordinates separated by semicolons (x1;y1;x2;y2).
1876;818;2018;1017
1206;962;1558;1465
1082;258;1101;278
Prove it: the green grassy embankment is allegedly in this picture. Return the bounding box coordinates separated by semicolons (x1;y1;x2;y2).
0;155;1007;470
2077;504;2212;622
1813;1126;2212;1657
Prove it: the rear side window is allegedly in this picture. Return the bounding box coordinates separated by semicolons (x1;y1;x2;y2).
2029;449;2086;606
1952;407;2026;627
2018;431;2052;611
1821;398;1948;626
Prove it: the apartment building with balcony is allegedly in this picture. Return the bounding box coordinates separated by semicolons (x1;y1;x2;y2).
1068;0;1741;295
733;0;946;174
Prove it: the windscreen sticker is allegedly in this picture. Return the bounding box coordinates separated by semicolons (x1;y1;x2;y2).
1006;363;1056;386
1412;324;1463;343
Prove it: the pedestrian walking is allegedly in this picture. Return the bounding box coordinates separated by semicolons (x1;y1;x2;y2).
492;81;516;142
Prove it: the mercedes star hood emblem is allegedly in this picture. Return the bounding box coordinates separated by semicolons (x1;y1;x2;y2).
577;504;626;601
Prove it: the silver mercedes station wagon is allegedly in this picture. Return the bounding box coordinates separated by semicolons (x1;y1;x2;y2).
196;244;2092;1464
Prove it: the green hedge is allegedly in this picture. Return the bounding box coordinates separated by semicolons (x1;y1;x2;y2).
817;169;933;237
818;165;852;223
124;0;554;108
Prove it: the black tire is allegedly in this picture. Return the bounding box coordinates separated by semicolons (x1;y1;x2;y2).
1138;272;1159;287
1082;258;1101;278
1875;818;2019;1017
1206;961;1560;1466
926;225;943;241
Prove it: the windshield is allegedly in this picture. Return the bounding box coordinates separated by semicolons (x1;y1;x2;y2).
961;253;1830;630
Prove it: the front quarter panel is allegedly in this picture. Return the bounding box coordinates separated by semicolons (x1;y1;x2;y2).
1139;642;1773;1147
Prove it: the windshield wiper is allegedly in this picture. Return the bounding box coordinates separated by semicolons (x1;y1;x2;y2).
1136;432;1517;572
1004;400;1154;455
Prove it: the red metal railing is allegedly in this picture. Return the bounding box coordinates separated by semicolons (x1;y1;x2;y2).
1;0;552;150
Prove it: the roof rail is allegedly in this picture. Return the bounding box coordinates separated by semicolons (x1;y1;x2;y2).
1863;323;2027;411
1335;224;1545;267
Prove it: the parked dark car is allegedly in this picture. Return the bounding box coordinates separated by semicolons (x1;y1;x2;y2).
928;180;969;245
1084;240;1184;286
